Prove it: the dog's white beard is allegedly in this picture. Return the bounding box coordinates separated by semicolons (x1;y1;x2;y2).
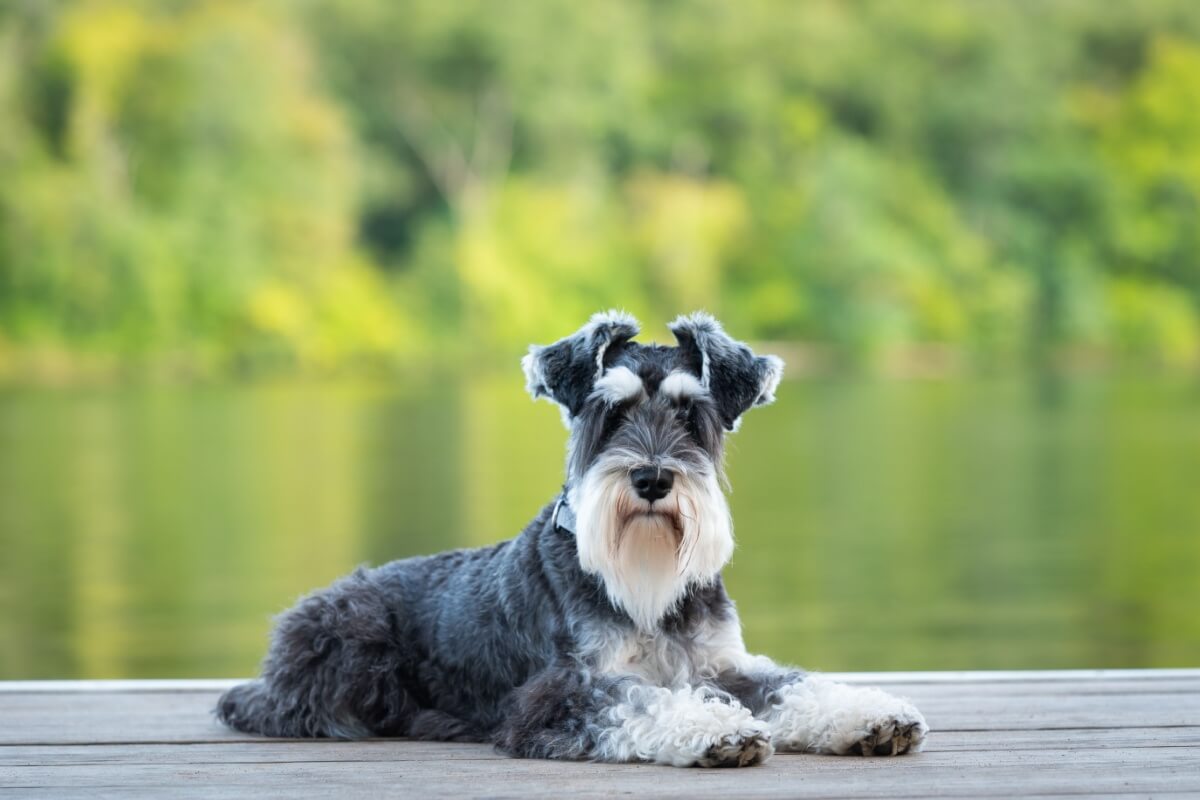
571;467;733;631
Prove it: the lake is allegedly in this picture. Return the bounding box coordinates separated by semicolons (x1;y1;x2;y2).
1;371;1198;678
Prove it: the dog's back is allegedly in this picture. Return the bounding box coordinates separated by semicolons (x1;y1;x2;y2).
217;502;589;739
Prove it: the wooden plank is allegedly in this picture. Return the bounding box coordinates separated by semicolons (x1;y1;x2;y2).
3;725;1199;768
2;672;1198;798
4;680;1199;745
2;746;1199;799
829;668;1200;684
880;678;1200;696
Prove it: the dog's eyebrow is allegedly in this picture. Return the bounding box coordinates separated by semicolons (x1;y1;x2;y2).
591;366;644;405
659;370;706;401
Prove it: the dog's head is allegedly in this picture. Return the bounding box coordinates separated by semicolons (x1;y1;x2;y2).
522;310;782;629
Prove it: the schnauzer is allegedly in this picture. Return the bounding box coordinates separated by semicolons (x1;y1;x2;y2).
217;311;928;766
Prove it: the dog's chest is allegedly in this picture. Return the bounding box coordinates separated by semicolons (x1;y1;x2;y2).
576;617;743;687
589;629;693;685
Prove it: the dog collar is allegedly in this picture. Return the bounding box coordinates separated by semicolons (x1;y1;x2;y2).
553;495;576;535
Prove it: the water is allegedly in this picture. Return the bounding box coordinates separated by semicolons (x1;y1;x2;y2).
1;372;1198;679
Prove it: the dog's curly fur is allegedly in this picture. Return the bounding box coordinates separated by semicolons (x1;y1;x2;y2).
218;311;928;766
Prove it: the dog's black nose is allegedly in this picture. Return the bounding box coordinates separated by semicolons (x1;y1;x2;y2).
630;467;674;502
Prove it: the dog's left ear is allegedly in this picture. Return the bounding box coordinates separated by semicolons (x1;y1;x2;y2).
522;310;640;419
669;312;783;431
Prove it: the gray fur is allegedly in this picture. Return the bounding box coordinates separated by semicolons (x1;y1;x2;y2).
217;502;746;749
217;311;798;761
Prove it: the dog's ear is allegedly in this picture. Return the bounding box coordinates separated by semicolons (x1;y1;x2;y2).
668;312;783;431
522;310;640;419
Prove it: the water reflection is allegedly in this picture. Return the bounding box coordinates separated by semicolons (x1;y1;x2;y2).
0;373;1197;678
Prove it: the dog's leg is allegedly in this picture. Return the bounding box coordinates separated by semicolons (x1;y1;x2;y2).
494;666;773;767
597;682;775;767
715;665;928;756
217;568;423;739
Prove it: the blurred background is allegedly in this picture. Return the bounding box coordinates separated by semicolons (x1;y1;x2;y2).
1;0;1199;679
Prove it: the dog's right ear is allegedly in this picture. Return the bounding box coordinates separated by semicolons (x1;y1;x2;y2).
522;310;640;419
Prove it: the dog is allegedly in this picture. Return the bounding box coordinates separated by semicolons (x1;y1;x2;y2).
217;311;928;766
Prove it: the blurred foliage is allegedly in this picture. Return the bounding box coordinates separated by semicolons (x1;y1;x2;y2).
3;0;1200;376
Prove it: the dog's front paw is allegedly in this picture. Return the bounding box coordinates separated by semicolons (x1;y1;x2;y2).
825;688;927;756
697;727;774;768
844;713;926;756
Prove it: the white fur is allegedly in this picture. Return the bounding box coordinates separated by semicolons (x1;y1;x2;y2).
591;366;644;405
585;309;639;376
577;607;763;689
580;623;703;688
762;674;928;755
659;370;706;401
521;346;571;429
578;610;927;759
668;311;721;388
571;463;733;631
520;347;547;399
756;354;784;406
595;684;773;766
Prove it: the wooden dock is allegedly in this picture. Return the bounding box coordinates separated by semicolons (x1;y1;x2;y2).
2;670;1198;798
